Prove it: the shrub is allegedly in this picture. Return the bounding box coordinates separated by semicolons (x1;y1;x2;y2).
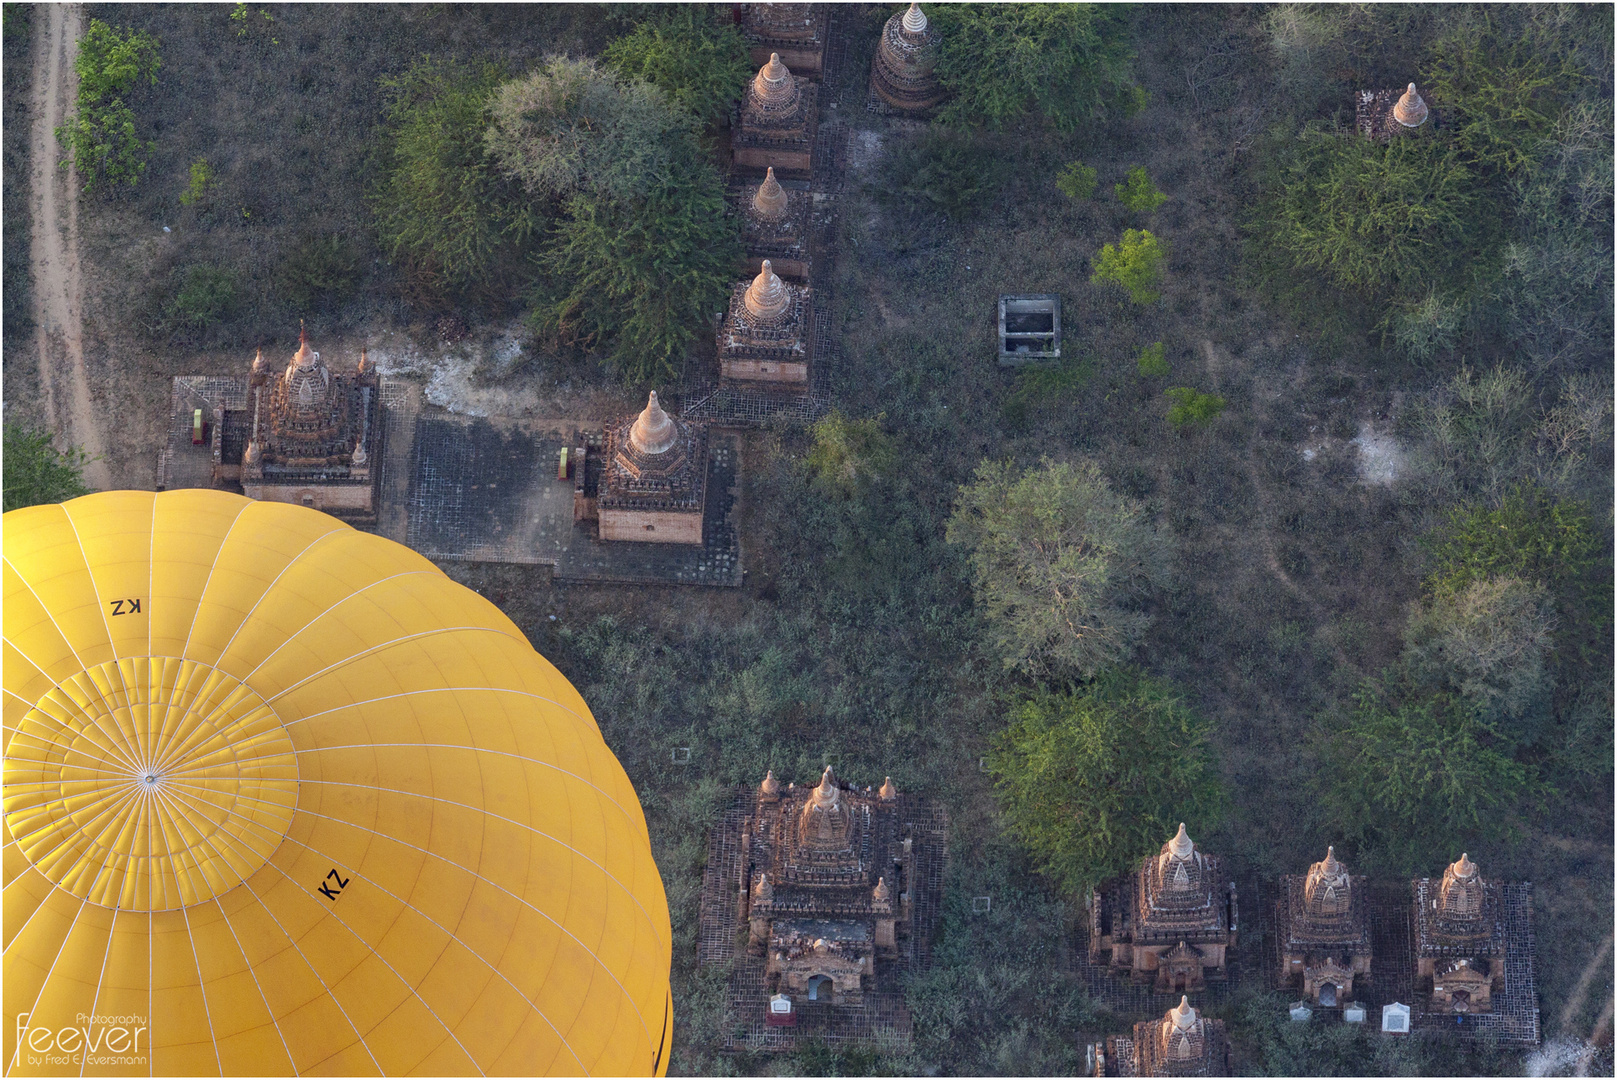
1260;126;1486;298
885;127;1005;222
1090;228;1164;303
2;427;93;511
164;265;239;329
371;57;532;301
1385;288;1465;360
988;669;1224;896
55;20;160;192
1114;164;1166;211
1135;340;1169;377
486;56;697;204
1423;485;1603;611
601;5;751;124
528;158;739;385
177;157;216;207
1402;576;1557;739
806;411;895;496
1164;386;1225;428
929;4;1137;131
275;233;361;310
945;457;1171;679
1055;160;1097;200
1320;677;1543;869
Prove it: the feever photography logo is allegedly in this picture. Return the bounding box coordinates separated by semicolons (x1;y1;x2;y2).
12;1012;148;1070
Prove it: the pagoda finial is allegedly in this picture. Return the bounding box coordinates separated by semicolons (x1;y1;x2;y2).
1169;995;1197;1029
744;259;790;321
878;776;897;801
761;769;781;797
753;166;788;220
628;390;678;455
1168;822;1194;859
874;876;891;901
1394;82;1428;128
902;2;928;34
299;318;306;347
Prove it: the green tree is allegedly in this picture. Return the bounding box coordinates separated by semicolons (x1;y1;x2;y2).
1164;386;1226;428
55;20;160;192
1055;161;1097;200
3;427;93;511
370;57;531;301
1402;575;1556;738
928;4;1137;131
164;265;239;329
275;234;361;310
601;6;751;124
886;128;1005;223
1090;228;1165;304
945;458;1171;679
1135;341;1169;377
806;411;895;496
486;57;698;204
1320;678;1542;869
1423;485;1604;611
988;670;1224;896
528;158;738;384
1261;126;1486;297
177;157;216;207
1114;165;1167;211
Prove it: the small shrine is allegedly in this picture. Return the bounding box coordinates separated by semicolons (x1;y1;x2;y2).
870;3;945;114
1276;846;1372;1007
1089;824;1237;992
1095;996;1230;1077
736;166;810;281
241;323;380;519
718;259;814;385
739;2;825;75
733;53;817;176
1356;82;1431;141
742;769;913;1005
580;392;708;545
1413;853;1506;1014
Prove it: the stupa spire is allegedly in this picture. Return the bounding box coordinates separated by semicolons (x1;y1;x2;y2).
744;259;791;321
1394;82;1428;127
753;166;788;220
628;391;678;455
902;2;928;33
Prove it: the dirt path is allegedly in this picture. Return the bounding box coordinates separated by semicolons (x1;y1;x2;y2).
1558;932;1613;1034
29;3;111;489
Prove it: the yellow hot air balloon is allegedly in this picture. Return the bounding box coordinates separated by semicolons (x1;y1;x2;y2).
3;491;673;1076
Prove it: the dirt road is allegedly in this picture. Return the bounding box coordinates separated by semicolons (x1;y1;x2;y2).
29;3;111;489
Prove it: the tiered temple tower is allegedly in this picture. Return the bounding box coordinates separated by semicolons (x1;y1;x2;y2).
1097;996;1230;1077
1089;824;1237;992
717;259;814;385
1413;853;1507;1013
1356;81;1431;140
242;324;380;519
1276;846;1372;1006
733;53;817;176
739;2;825;75
742;768;914;1005
869;3;945;114
594;392;708;545
736;166;809;281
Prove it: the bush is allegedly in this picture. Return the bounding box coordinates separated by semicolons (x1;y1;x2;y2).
370;57;531;302
1135;340;1169;377
1385;287;1465;360
275;233;361;310
806;411;895;496
1055;160;1097;200
885;128;1005;223
177;157;216;207
1114;165;1166;211
601;5;751;124
486;56;697;204
55;20;160;192
1402;576;1557;739
929;4;1137;131
2;427;93;511
1259;126;1486;298
1320;677;1543;869
1090;228;1165;303
1423;485;1604;612
945;457;1171;679
1164;386;1225;428
528;160;738;385
988;669;1224;896
165;265;239;329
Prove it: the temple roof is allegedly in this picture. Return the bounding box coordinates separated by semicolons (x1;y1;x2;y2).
745;260;792;321
629;391;678;456
1394;82;1428;127
1305;845;1352;913
753;166;788;220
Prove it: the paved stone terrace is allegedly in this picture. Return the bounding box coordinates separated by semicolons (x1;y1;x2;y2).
697;786;950;1053
404;413;743;586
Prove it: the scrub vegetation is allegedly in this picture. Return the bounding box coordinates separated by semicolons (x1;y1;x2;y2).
9;2;1611;1075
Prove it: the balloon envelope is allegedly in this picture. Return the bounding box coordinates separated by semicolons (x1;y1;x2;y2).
4;491;672;1076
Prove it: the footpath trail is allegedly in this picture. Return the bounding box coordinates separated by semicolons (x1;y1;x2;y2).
29;3;111;489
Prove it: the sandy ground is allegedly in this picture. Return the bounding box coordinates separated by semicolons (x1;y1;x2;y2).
28;3;110;489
